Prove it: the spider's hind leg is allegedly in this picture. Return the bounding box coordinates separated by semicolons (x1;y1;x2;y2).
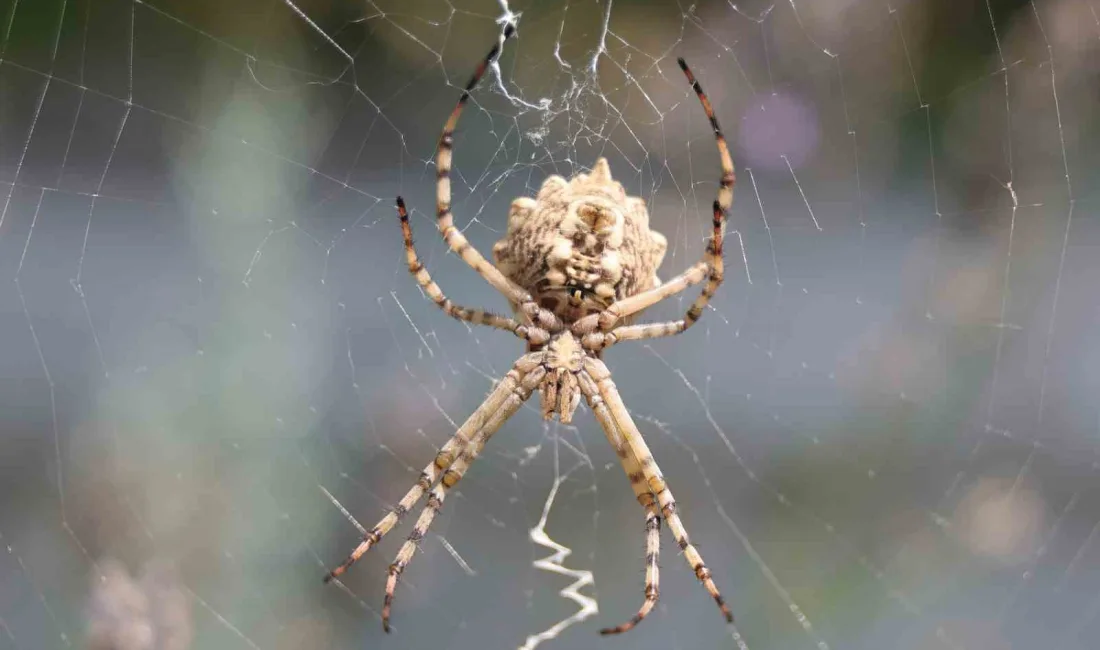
574;57;732;337
431;28;563;335
396;197;545;344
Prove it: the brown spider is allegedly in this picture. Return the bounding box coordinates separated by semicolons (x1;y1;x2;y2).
325;24;735;636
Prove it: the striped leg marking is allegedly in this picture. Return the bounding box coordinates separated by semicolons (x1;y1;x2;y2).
382;362;546;632
324;354;541;583
432;27;563;334
602;199;726;345
579;371;663;634
584;358;734;625
574;57;733;336
434;27;531;306
396;197;548;345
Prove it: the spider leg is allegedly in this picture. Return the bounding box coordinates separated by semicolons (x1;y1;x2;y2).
575;58;732;335
434;26;562;333
324;353;543;583
382;361;547;632
577;371;662;635
596;200;726;347
397;197;548;345
582;358;734;625
574;261;708;339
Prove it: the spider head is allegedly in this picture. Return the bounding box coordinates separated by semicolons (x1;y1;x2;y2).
539;332;584;423
493;158;668;324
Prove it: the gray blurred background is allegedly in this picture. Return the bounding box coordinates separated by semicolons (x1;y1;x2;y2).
2;0;1099;648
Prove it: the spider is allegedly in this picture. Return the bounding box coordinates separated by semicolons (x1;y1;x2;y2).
325;25;735;636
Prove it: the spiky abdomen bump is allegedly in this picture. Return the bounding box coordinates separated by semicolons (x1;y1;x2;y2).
492;158;669;323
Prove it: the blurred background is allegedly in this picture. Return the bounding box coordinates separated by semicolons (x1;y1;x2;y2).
2;0;1099;648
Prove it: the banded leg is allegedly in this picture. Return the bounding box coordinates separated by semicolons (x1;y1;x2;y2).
434;27;563;333
583;358;734;624
576;57;733;335
397;197;548;345
578;372;662;635
324;353;542;582
599;200;726;346
573;261;708;338
383;363;546;631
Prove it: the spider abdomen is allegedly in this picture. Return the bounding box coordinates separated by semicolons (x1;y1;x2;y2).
492;158;668;324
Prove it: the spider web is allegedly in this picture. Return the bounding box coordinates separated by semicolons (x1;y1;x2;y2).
1;0;1099;648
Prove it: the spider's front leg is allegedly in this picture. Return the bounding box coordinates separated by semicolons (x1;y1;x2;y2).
382;359;546;631
581;358;735;626
324;353;541;583
578;371;663;634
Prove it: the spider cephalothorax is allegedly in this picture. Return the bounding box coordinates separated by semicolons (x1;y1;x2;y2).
326;25;737;638
493;159;668;323
538;331;585;423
